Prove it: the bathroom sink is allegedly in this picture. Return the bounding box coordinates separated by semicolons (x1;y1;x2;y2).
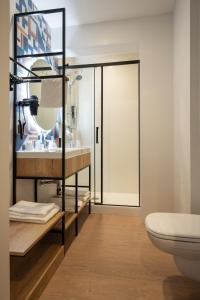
17;147;91;159
55;147;89;153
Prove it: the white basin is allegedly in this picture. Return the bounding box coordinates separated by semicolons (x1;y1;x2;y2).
17;147;91;159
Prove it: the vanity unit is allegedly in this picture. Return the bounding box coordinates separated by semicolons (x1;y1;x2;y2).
10;8;92;300
17;148;91;178
16;147;91;231
10;147;91;300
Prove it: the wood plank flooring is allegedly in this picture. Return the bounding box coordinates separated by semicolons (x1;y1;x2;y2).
39;212;200;300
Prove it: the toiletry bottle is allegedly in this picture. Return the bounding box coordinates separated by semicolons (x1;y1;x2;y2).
41;131;45;144
57;125;62;148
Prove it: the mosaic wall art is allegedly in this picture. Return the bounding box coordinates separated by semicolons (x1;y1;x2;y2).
16;0;51;56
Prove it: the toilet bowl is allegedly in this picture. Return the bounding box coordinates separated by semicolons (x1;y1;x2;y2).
145;212;200;281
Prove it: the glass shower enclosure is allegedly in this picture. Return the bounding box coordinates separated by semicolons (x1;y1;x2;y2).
66;60;140;207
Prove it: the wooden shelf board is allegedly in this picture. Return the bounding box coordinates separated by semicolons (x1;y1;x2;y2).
10;236;64;300
53;212;77;231
10;212;64;256
65;212;77;229
78;198;91;215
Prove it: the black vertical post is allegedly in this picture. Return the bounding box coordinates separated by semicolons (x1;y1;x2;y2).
75;173;78;235
89;165;91;214
61;8;66;247
138;62;141;208
89;165;91;192
34;179;38;202
93;68;96;203
13;15;18;205
101;66;103;204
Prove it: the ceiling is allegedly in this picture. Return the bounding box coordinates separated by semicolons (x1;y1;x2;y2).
33;0;175;28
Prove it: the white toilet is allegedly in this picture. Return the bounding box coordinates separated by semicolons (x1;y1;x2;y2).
145;212;200;281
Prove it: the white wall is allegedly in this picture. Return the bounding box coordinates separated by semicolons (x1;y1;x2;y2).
63;14;174;217
190;0;200;214
173;0;200;215
139;15;174;217
0;0;10;299
173;0;191;213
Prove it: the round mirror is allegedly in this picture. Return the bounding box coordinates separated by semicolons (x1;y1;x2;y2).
29;59;60;131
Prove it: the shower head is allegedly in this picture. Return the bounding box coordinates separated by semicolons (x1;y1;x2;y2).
69;74;83;86
76;74;82;81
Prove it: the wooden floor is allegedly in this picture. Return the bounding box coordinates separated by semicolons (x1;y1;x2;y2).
40;212;200;300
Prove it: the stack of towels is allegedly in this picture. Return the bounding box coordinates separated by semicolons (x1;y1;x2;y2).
66;189;91;201
9;201;60;224
50;189;91;212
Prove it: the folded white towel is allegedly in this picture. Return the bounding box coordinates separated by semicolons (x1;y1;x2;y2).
9;201;56;217
66;189;90;198
66;190;91;202
50;197;83;211
82;193;91;202
41;78;63;108
66;200;83;208
9;206;60;224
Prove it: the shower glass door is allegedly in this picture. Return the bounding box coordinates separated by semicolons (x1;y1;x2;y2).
66;61;140;207
102;63;140;206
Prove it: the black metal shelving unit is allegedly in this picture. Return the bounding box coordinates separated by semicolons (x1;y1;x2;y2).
10;7;91;300
12;8;92;251
12;8;67;247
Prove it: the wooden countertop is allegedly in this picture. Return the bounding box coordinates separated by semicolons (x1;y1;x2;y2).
17;147;91;159
17;152;91;178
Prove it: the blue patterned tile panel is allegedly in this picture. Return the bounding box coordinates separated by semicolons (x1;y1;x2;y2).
16;0;51;56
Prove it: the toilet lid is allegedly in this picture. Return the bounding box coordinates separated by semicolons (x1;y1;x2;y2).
145;213;200;242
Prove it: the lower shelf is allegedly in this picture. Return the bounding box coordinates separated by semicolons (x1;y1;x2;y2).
78;200;91;233
10;234;64;300
10;211;64;256
78;198;90;215
53;212;77;232
66;212;78;229
10;201;91;300
53;199;91;232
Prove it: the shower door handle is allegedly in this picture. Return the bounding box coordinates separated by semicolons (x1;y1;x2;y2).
96;127;99;144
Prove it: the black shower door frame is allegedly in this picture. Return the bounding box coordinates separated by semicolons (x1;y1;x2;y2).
66;60;141;207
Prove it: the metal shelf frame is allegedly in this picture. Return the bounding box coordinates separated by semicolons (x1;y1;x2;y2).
12;8;66;247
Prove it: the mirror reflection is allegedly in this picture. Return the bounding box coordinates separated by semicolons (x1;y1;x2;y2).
29;59;60;131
